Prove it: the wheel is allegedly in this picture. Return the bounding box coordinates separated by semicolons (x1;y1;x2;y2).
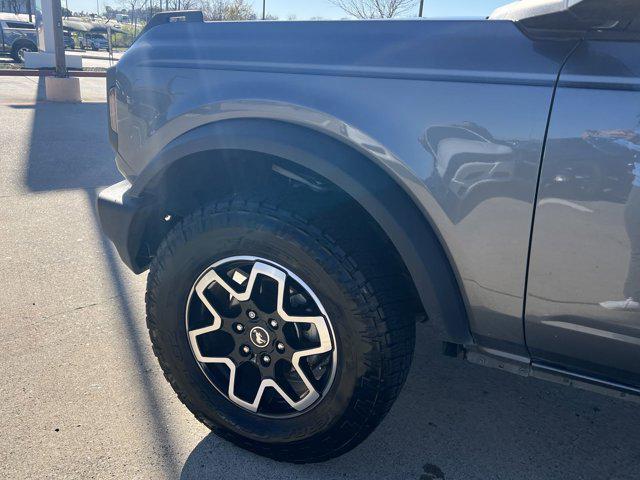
11;42;36;63
146;197;416;462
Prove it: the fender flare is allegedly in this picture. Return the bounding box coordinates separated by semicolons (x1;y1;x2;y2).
129;118;473;344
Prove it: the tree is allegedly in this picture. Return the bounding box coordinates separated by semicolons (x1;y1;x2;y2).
329;0;418;19
180;0;199;9
201;0;256;21
162;0;198;10
119;0;146;35
4;0;30;15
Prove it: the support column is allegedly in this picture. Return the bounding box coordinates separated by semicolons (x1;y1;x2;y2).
35;0;55;55
50;0;67;76
24;0;82;70
27;0;82;101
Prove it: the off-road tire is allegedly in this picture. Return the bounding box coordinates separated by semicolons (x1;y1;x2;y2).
145;196;416;463
11;41;37;63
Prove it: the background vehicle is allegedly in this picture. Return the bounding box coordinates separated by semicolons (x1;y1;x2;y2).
98;0;640;463
0;15;77;62
0;13;37;62
63;30;75;50
80;33;108;51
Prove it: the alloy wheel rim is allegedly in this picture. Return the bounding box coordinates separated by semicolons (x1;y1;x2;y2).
185;256;337;417
18;47;28;62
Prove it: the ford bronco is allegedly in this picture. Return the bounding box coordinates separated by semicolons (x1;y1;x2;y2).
98;0;640;462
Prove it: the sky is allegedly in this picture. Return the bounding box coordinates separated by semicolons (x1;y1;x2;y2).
66;0;511;19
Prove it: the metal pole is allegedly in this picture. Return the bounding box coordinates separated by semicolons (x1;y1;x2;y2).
262;0;265;20
107;25;112;64
419;0;424;17
51;0;67;77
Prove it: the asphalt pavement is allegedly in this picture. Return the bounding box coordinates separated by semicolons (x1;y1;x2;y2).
0;76;639;480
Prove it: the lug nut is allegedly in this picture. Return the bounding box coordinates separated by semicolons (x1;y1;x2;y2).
269;319;278;329
261;354;271;366
276;342;285;353
247;310;257;320
241;345;251;356
234;323;245;333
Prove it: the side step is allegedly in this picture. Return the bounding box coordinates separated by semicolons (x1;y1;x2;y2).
532;363;640;405
446;342;640;404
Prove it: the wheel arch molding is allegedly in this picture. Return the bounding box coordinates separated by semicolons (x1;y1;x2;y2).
126;118;473;344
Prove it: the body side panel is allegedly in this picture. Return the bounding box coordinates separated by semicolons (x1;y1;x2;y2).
525;39;640;386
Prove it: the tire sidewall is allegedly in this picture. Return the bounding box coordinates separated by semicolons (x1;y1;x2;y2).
149;212;373;446
12;42;35;63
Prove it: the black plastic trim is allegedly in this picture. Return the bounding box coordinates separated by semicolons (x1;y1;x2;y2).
96;180;154;274
137;10;203;39
532;363;640;404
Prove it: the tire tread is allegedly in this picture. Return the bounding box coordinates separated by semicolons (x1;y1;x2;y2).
146;195;416;463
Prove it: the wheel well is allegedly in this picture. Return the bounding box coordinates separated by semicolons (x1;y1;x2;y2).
12;39;36;51
130;124;473;344
140;149;427;322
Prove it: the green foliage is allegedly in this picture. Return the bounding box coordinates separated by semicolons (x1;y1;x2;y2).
110;23;138;48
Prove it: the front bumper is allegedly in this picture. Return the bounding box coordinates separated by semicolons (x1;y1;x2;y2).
96;180;154;273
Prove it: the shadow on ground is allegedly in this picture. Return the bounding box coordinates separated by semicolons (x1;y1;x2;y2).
20;83;120;192
22;78;182;478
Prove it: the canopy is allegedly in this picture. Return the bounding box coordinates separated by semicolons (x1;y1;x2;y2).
63;17;123;33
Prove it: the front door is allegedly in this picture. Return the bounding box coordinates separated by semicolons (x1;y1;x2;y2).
525;39;640;386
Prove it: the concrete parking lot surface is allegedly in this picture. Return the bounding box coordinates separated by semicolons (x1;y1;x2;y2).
1;76;639;479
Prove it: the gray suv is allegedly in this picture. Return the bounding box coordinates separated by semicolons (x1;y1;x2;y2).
0;15;37;62
98;0;640;463
80;33;108;51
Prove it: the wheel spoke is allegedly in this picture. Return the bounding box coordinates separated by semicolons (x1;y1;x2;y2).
186;257;336;415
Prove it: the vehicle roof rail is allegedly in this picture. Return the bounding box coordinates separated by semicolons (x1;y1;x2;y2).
138;10;203;37
490;0;639;39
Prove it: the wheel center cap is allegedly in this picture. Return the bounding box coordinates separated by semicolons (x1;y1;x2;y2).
249;326;270;348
